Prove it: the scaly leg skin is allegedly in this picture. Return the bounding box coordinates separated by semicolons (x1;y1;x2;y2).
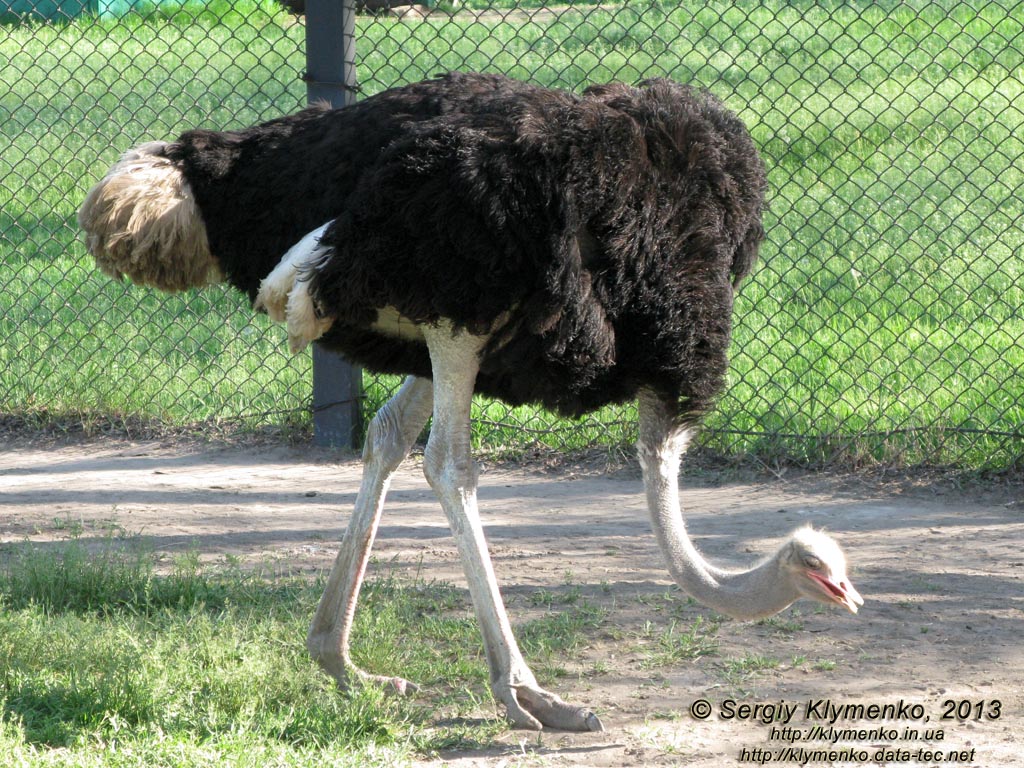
421;324;604;732
306;376;434;695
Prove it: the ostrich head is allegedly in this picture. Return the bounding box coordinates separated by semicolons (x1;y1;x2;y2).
776;527;862;614
651;522;864;622
650;524;863;623
78;142;222;292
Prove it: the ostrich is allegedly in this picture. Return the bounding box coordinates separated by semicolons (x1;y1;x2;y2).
79;72;862;732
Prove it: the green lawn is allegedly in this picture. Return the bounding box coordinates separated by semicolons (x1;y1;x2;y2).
0;537;607;766
0;540;445;766
1;0;1021;468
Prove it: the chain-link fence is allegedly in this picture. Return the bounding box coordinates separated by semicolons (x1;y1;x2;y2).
2;0;1022;470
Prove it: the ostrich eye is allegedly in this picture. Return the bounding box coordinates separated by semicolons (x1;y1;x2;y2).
803;555;823;570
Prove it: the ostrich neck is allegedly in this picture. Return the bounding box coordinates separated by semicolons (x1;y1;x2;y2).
636;391;798;621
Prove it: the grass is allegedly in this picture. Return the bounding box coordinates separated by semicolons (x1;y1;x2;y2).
1;0;1022;468
0;543;419;766
638;617;719;669
0;537;607;766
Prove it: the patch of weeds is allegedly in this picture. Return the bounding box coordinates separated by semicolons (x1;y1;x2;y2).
526;585;582;608
727;654;780;674
635;587;693;617
50;515;84;537
633;718;689;754
638;617;718;669
719;654;781;687
758;611;805;633
518;602;608;683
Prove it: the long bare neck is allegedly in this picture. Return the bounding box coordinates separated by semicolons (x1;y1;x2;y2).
637;391;799;621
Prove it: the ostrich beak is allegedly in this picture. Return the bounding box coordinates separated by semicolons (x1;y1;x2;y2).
807;571;864;614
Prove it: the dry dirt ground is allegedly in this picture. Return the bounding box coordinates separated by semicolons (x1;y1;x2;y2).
1;439;1021;767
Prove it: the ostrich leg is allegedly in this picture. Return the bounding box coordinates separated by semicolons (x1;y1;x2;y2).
307;375;434;692
421;325;603;732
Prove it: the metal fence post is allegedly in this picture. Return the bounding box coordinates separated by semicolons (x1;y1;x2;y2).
304;0;363;449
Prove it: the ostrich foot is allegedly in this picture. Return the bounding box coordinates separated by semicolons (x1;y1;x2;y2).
311;646;420;697
351;670;420;696
494;680;604;732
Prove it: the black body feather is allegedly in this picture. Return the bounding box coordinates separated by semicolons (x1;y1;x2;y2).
159;72;767;419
